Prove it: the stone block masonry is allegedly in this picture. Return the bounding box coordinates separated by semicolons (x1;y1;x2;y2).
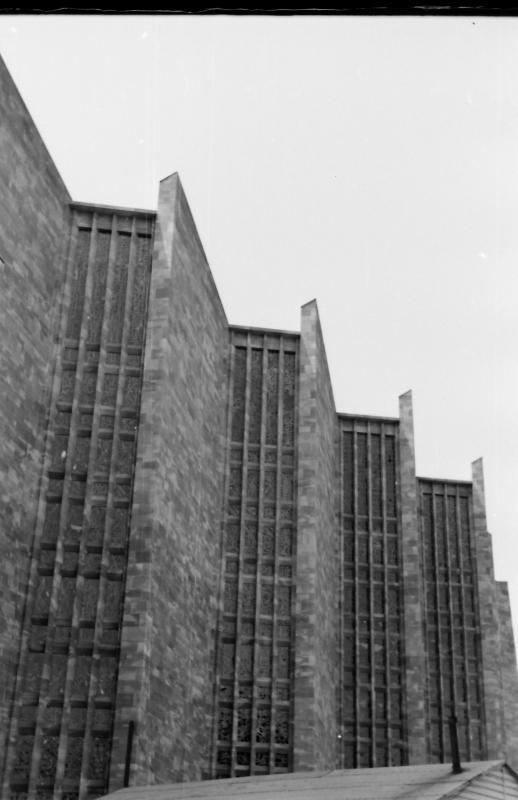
293;300;339;771
398;392;427;765
109;174;229;789
471;458;505;760
496;581;518;769
1;51;518;799
0;53;71;780
2;205;155;800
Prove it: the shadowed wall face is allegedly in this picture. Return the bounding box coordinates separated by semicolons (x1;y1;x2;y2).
212;329;299;779
339;416;405;769
0;55;71;777
4;208;154;800
418;479;485;763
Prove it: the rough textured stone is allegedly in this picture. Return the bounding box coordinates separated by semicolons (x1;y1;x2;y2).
398;392;427;764
109;174;228;789
496;581;518;770
293;300;339;771
2;205;155;800
471;459;505;759
0;53;71;779
1;53;518;795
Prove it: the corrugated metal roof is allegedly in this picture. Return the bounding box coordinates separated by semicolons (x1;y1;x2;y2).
102;761;517;800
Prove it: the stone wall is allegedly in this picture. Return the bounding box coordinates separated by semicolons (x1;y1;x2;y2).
110;174;228;789
471;459;505;759
496;581;518;769
0;54;71;777
3;208;155;800
293;300;339;770
398;392;427;764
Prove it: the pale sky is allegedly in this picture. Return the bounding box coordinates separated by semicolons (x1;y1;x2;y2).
1;14;518;637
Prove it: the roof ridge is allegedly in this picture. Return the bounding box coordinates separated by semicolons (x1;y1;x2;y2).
438;760;506;800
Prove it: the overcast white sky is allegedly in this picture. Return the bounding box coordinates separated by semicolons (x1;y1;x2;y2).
1;14;518;637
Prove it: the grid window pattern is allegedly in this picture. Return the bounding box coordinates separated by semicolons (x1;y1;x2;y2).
213;330;298;779
339;417;405;769
419;480;485;762
7;209;154;800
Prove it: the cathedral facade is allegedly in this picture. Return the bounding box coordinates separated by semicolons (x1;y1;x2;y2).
1;54;517;800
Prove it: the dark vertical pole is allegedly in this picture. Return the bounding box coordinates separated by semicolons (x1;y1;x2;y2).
448;715;462;774
123;720;135;787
